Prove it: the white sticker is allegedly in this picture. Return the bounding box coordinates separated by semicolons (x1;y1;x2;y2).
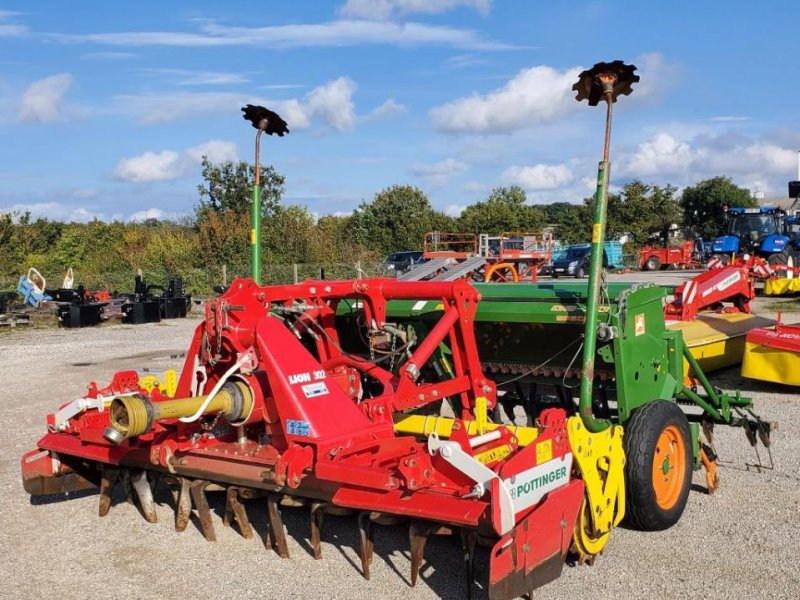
412;300;427;311
503;453;572;513
301;382;329;398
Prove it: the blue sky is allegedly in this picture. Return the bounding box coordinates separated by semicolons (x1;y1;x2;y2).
1;0;799;222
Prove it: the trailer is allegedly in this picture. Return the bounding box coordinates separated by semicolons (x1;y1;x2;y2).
639;240;699;270
401;231;553;283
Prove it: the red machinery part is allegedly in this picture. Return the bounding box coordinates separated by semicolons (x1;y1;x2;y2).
664;265;753;321
640;240;695;270
20;277;581;599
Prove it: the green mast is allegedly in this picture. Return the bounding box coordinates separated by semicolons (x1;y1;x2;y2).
241;105;289;284
572;61;639;432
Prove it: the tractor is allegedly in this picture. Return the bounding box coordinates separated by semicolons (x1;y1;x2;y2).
709;206;789;266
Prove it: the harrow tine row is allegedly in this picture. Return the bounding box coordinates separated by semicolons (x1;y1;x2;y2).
95;468;484;595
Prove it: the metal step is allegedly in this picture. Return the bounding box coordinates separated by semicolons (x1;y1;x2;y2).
430;257;487;281
398;258;451;281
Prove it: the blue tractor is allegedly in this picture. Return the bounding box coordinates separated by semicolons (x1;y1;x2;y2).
710;206;789;266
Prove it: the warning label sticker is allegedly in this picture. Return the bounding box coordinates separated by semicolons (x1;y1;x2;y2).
634;313;645;336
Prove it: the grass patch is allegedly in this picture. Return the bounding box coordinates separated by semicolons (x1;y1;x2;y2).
765;297;800;312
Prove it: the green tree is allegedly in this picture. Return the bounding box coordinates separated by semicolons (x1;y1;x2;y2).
347;185;453;254
572;182;682;247
263;205;315;263
545;202;587;244
457;186;545;234
680;176;756;240
614;181;681;246
196;157;285;218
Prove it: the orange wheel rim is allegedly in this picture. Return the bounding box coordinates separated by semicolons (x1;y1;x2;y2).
484;263;519;283
652;425;686;510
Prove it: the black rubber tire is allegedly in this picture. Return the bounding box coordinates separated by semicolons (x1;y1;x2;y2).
623;400;693;531
768;250;792;267
645;256;661;271
575;266;586;279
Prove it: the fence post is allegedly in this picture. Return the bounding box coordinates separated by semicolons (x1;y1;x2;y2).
356;260;362;279
293;263;299;284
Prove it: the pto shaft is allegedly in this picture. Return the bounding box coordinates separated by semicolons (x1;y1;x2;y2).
104;381;253;443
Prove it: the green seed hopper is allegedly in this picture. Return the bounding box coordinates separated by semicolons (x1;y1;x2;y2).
379;280;755;436
335;277;773;532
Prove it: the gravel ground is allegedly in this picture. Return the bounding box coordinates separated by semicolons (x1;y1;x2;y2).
1;273;799;600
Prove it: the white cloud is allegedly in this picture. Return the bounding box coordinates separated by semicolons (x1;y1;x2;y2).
114;150;182;183
444;53;489;68
430;53;672;134
128;208;181;222
183;140;239;164
628;52;678;103
81;51;136;60
116;77;364;131
114;139;239;182
710;116;749;123
18;73;73;123
47;18;509;51
0;11;27;37
339;0;492;20
444;203;467;217
502;163;574;190
0;201;105;223
366;98;406;121
305;77;357;131
625;133;695;177
115;91;244;125
410;158;468;186
620;131;798;195
430;64;582;133
141;68;250;86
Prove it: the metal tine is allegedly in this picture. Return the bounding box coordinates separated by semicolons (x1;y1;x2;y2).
121;470;135;505
460;529;478;600
130;469;158;523
175;477;192;533
98;466;119;517
357;512;375;580
189;480;216;542
357;512;407;580
409;520;438;587
265;494;290;558
310;501;328;560
223;486;254;539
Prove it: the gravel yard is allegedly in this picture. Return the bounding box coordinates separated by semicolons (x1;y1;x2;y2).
1;274;799;600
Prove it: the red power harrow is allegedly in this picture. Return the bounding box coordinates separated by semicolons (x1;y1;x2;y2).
21;278;615;599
